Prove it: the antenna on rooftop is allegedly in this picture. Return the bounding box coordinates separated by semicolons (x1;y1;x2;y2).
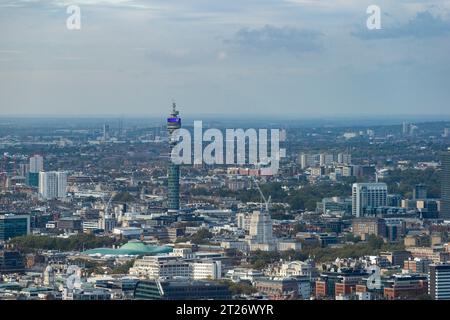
171;100;179;116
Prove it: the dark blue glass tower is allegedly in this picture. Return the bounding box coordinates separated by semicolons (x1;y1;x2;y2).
167;103;181;213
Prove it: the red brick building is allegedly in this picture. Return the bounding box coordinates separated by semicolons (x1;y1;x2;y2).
383;274;428;300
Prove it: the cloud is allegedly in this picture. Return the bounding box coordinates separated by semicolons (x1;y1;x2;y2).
284;0;362;10
1;0;161;10
353;11;450;40
226;25;323;54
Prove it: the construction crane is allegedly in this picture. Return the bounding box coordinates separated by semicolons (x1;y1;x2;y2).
87;175;115;217
104;192;116;217
251;176;271;213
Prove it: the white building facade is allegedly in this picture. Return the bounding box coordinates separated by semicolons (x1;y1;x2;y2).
352;183;388;217
38;171;68;200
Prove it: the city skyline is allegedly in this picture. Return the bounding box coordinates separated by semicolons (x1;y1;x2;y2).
0;108;449;301
2;0;450;305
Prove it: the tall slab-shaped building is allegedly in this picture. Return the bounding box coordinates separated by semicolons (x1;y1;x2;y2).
441;151;450;220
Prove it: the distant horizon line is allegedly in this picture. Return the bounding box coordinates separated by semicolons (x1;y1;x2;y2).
1;113;450;120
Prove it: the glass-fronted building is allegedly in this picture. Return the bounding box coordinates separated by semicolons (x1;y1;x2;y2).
0;214;30;241
0;250;25;273
134;279;231;300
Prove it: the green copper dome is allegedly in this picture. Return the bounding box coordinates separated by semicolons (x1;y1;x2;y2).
83;241;172;256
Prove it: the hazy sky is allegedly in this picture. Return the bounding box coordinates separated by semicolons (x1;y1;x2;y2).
1;0;450;117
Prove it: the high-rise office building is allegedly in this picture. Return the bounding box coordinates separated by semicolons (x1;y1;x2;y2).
319;153;334;166
402;122;409;135
38;171;68;200
337;153;352;165
298;153;315;169
247;210;276;251
28;155;43;187
29;154;43;173
57;171;68;199
429;264;450;300
28;172;39;187
0;214;30;241
249;210;273;244
167;103;181;213
441;151;450;220
444;128;449;138
103;124;110;141
352;183;388;217
39;171;57;199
